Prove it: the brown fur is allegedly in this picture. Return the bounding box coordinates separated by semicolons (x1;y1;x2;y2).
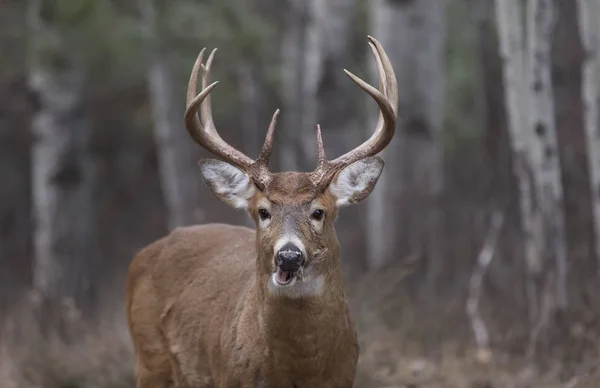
126;173;359;387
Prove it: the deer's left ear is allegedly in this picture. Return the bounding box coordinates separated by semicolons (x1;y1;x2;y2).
328;156;384;207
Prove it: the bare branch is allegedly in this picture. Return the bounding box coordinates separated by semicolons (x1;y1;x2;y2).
466;210;504;364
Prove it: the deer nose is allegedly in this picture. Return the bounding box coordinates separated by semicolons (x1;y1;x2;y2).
276;243;304;272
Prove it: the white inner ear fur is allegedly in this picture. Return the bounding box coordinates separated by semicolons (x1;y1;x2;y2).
329;157;384;207
200;160;255;210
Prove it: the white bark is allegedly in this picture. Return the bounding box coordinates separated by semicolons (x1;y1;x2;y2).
496;0;569;311
28;0;97;307
367;0;446;277
495;0;543;276
577;0;600;277
526;0;568;309
466;210;504;364
140;0;203;230
495;0;546;323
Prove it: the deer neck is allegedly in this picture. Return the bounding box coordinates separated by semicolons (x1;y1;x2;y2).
253;249;351;371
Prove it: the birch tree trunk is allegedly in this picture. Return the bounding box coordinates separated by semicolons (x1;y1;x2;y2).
367;0;447;285
526;0;568;309
28;0;97;311
140;0;203;230
495;0;544;321
496;0;569;319
577;0;600;276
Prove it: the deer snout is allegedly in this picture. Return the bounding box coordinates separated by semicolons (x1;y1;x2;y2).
276;243;305;273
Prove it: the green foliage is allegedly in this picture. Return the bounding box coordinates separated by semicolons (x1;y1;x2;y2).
24;0;487;153
167;0;272;57
443;0;483;156
166;0;277;124
45;0;96;27
78;1;144;86
28;0;144;86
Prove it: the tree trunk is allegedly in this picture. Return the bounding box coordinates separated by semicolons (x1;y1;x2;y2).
577;0;600;276
471;0;513;207
367;0;447;290
278;0;362;275
552;0;592;294
304;0;364;277
526;0;568;309
279;0;309;171
28;0;97;313
140;0;204;230
237;63;264;159
495;0;544;323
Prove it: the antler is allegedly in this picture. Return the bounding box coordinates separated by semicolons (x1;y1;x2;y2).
309;36;398;190
185;36;396;192
184;48;279;189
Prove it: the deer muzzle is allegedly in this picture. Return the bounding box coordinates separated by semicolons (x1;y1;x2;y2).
274;243;305;285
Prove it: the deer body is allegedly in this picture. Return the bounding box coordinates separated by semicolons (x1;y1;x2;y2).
126;36;398;387
127;221;358;387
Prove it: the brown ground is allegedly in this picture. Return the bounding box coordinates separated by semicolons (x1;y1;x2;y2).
1;268;598;388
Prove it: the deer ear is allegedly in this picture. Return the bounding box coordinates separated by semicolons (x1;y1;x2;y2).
199;159;256;210
328;156;384;207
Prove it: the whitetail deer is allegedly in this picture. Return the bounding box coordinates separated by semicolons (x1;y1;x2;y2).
126;36;398;387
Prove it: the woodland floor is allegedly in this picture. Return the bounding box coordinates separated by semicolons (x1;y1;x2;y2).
1;269;598;388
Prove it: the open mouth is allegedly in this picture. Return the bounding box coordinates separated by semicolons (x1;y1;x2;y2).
274;267;299;286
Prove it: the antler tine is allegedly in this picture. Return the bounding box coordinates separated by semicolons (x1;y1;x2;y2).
315;124;326;169
257;109;280;166
369;39;387;96
200;49;220;139
369;35;398;116
187;48;206;108
310;36;398;190
185;48;273;189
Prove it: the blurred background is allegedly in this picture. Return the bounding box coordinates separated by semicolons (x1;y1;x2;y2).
1;0;600;386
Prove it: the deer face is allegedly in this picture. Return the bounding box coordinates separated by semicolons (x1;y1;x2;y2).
199;156;384;297
185;36;397;297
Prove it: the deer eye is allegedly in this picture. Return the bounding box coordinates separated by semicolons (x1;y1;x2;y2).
311;209;324;221
258;208;271;221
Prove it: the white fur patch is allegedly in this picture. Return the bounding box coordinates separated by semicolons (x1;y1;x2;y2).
267;274;325;298
273;234;306;258
329;157;384;207
200;160;255;210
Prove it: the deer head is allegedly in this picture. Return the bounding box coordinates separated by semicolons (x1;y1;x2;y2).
184;36;398;297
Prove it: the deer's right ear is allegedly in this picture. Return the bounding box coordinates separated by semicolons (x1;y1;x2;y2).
199;159;256;210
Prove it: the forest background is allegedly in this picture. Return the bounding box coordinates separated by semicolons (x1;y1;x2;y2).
1;0;600;386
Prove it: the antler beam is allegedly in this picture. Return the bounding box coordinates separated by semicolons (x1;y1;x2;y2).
184;36;397;192
184;48;278;189
310;36;398;190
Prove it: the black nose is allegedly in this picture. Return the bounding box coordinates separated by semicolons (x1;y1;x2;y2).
276;243;304;272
